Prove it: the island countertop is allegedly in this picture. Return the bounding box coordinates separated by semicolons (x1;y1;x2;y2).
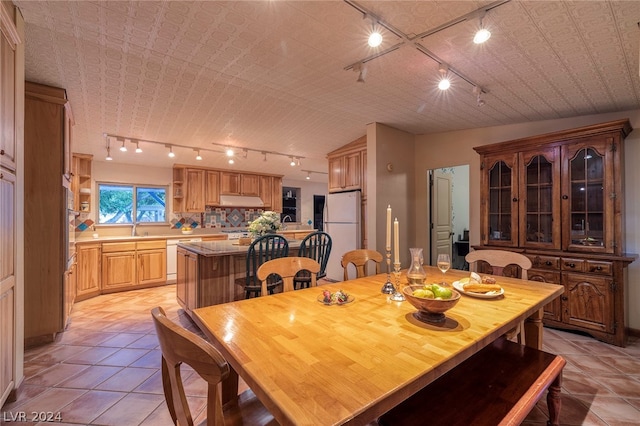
178;239;302;256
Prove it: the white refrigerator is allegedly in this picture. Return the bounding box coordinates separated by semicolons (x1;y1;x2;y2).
324;190;361;281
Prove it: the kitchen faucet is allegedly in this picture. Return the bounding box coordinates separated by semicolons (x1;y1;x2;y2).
282;215;292;229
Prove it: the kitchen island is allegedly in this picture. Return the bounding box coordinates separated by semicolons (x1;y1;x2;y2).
176;239;302;317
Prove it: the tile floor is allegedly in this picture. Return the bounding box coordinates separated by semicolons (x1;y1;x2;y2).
2;284;640;425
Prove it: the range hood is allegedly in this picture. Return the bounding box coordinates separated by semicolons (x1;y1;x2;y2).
219;195;265;207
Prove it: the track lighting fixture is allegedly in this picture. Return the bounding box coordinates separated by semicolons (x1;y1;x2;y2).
105;143;112;161
210;142;306;165
354;63;365;83
228;158;234;165
119;139;127;152
195;149;202;161
242;149;248;159
290;157;296;167
226;148;234;157
473;12;491;44
438;63;451;90
262;152;267;161
167;145;175;158
473;86;486;107
135;141;142;153
306;171;311;180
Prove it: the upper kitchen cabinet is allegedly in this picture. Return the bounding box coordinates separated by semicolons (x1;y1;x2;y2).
172;166;185;212
474;119;635;347
327;136;365;193
259;175;273;208
24;81;74;346
185;168;205;212
204;170;220;206
272;176;283;213
71;153;92;212
0;2;20;172
220;172;260;196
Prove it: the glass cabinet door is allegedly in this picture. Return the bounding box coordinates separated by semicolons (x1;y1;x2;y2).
483;153;518;246
562;140;613;253
519;147;561;249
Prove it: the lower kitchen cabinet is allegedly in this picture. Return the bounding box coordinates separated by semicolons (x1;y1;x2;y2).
63;260;77;328
76;243;101;301
102;240;166;293
176;247;198;311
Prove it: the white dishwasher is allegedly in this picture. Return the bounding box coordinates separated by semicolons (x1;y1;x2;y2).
166;238;202;283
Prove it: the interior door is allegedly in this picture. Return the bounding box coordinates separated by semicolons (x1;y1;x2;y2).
430;170;453;265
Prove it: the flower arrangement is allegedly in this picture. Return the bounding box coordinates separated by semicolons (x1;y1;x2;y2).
248;211;282;237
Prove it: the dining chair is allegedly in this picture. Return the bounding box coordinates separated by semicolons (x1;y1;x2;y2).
340;249;383;281
151;306;275;426
465;249;533;345
236;234;289;299
257;257;321;294
294;231;332;289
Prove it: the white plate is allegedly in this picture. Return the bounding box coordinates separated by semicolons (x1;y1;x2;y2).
452;280;504;299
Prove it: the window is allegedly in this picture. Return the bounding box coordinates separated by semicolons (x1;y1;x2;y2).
98;183;167;224
281;187;300;223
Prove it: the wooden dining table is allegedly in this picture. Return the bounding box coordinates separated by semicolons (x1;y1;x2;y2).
193;266;563;426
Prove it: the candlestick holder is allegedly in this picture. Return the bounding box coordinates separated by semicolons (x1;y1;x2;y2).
380;247;395;294
389;262;405;302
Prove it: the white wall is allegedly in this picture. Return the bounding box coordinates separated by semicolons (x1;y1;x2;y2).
413;109;640;330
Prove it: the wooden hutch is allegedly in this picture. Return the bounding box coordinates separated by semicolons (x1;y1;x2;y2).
473;119;636;347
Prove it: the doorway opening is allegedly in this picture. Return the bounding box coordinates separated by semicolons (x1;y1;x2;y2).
428;165;470;269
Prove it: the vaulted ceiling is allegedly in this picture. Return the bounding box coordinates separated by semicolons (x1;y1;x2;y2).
15;1;640;181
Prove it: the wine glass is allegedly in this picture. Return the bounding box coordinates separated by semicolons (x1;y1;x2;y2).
437;254;451;285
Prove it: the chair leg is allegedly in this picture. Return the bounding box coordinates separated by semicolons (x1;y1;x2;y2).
161;357;178;424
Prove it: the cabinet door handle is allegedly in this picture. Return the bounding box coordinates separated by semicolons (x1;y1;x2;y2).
512;197;518;202
561;296;568;301
562;195;568;199
566;263;576;268
545;261;553;266
594;266;603;271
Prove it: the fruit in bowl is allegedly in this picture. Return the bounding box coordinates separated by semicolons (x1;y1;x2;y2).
404;284;460;323
181;226;194;235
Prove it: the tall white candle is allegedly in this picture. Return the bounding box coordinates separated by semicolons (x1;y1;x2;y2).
394;218;399;263
386;205;392;251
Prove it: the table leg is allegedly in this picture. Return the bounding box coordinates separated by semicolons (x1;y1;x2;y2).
524;308;544;350
546;370;562;426
221;366;239;406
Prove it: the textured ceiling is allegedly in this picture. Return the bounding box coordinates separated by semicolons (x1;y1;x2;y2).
14;0;640;182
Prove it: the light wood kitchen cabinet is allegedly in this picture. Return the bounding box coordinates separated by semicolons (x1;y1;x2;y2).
272;176;283;212
204;170;220;205
220;172;241;195
24;81;74;346
76;243;101;301
137;240;167;285
0;14;16;172
473;119;636;347
102;242;137;291
173;166;185;212
176;247;198;312
201;235;228;242
0;3;21;405
102;240;166;292
260;176;273;208
185;168;205;212
71;153;92;212
63;260;76;328
328;147;362;192
241;174;260;196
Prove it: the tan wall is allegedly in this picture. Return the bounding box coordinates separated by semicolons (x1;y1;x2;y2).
367;122;415;266
413;109;640;329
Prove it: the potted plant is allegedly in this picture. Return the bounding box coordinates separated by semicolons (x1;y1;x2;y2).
248;211;282;237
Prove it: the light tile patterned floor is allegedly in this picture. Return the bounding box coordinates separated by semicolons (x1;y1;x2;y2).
2;285;639;425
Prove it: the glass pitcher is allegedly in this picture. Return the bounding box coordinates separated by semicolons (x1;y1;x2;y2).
407;248;427;284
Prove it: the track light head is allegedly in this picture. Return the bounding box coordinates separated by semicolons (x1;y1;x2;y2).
438;63;451;90
262;152;267;161
290;157;296;167
473;13;491;44
135;141;142;153
195;149;202;161
226;148;234;157
473;85;486;106
105;146;112;161
368;30;382;47
306;171;311;180
119;139;127;152
167;145;175;158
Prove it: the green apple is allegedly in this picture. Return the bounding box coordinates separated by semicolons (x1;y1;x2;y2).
413;288;435;299
431;284;452;299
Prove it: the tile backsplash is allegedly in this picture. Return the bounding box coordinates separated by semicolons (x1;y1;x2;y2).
171;207;264;229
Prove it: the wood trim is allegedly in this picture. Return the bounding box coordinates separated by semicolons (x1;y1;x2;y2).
0;2;21;48
327;135;366;157
172;163;283;179
473;119;632;155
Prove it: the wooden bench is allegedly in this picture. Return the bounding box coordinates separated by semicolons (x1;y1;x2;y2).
378;337;565;426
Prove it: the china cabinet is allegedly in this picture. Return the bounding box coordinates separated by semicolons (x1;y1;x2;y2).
474;119;635;346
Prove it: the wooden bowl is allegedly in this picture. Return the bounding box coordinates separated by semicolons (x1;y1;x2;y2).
403;285;460;323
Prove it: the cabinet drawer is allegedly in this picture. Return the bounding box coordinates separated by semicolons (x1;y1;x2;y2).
136;240;166;250
102;242;136;253
561;258;585;273
585;260;613;275
528;255;560;270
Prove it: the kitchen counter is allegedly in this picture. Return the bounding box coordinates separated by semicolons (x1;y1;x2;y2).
178;239;302;256
75;233;227;244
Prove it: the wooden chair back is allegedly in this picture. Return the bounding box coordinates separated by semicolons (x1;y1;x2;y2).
243;234;289;298
465;249;532;280
295;231;332;289
257;257;321;294
465;249;533;345
151;306;228;426
340;249;383;281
